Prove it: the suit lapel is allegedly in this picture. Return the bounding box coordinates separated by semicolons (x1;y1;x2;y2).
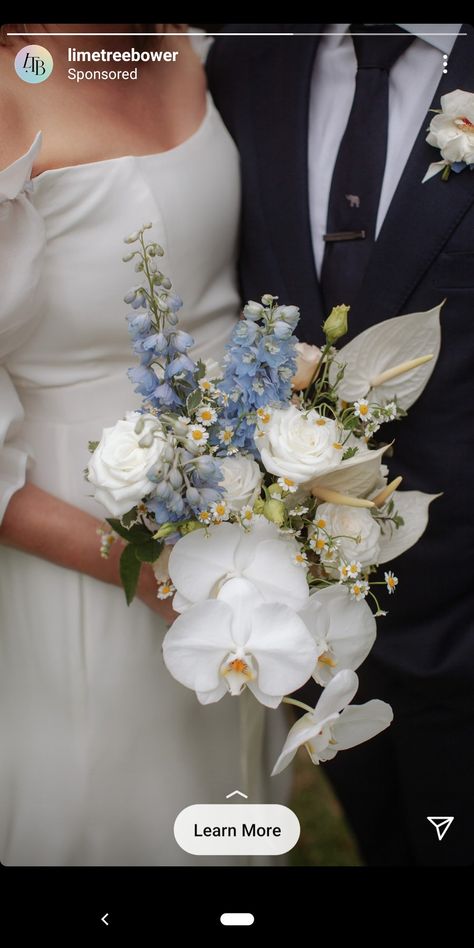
253;28;325;339
350;24;474;335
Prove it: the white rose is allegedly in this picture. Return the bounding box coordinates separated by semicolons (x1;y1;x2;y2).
427;90;474;165
291;342;322;390
88;411;167;516
219;454;262;512
257;405;343;484
316;502;381;567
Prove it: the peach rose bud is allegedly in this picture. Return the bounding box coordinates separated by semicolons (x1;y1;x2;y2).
291;342;322;390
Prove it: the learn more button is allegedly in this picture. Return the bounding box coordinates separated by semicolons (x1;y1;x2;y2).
174;804;300;856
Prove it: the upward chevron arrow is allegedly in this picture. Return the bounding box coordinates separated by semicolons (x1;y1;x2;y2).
226;790;248;799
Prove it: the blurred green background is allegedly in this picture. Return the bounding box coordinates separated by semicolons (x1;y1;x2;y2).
289;751;363;866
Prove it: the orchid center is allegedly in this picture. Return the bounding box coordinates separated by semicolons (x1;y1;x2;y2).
220;650;256;695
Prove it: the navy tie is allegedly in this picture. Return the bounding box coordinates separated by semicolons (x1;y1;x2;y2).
320;24;415;313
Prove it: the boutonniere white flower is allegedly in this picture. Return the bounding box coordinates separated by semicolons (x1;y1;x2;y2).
423;89;474;183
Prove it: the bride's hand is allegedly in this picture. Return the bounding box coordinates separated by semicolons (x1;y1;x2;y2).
137;563;178;625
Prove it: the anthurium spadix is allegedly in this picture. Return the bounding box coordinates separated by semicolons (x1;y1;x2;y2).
299;585;377;685
163;519;318;706
271;670;393;775
328;303;442;409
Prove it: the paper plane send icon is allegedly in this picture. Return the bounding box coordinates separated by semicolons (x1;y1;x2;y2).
427;816;454;841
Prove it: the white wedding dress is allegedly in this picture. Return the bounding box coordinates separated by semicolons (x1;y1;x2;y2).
0;90;289;865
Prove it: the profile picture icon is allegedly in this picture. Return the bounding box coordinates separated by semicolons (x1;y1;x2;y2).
15;44;53;83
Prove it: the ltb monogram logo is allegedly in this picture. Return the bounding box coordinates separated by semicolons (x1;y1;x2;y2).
15;45;53;83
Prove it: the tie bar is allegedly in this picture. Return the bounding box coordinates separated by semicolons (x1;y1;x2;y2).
323;230;366;242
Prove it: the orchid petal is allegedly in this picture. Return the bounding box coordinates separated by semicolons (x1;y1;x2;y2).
196;682;228;705
333;700;393;749
234;517;282;571
378;490;441;563
246;682;283;709
217;576;263;646
298;594;330;649
330;304;442;409
271;712;324;776
314;669;359;722
173;590;193;613
309;586;376;683
163;600;232;693
243;539;310;611
248;603;318;695
168;522;240;602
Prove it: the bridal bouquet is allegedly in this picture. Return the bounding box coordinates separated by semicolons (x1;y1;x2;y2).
87;225;441;776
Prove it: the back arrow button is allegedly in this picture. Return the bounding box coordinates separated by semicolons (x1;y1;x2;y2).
101;913;109;926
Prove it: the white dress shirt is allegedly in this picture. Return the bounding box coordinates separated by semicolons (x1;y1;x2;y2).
308;23;462;275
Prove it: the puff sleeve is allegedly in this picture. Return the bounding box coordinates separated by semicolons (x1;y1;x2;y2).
0;133;45;522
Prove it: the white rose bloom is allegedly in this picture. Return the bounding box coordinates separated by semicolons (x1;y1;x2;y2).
316;502;381;567
426;89;474;165
88;411;167;516
257;405;343;484
219;454;262;512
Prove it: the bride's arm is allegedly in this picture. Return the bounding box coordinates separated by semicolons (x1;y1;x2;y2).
0;483;176;622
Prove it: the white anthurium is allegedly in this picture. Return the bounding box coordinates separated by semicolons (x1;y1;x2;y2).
169;517;310;614
299;586;377;685
163;576;318;707
328;304;442;410
306;442;390;501
271;669;393;775
377;490;441;563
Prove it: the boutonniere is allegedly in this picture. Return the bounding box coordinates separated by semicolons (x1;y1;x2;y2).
422;89;474;183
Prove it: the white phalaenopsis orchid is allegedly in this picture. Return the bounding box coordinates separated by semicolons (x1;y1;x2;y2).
299;586;377;685
163;519;318;706
272;669;393;775
328;304;442;410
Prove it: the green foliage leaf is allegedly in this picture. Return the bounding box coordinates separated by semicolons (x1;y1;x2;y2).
342;446;358;461
119;544;142;605
195;359;207;381
122;507;138;528
106;517;152;543
135;539;164;563
88;440;99;453
186;388;202;414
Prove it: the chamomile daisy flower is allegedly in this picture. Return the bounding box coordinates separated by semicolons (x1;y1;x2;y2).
289;506;309;516
218;427;234;445
339;560;362;581
384;402;398;421
198;377;216;394
277;476;298;493
188;424;209;446
198;510;212;525
350;580;369;601
309;536;329;554
240;505;254;526
354;399;372;421
256;406;273;426
385;570;399;594
313;516;328;532
210;500;229;522
196;405;217;426
157;581;176;600
293;550;308;567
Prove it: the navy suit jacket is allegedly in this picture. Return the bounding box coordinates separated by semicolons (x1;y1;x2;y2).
207;25;474;694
